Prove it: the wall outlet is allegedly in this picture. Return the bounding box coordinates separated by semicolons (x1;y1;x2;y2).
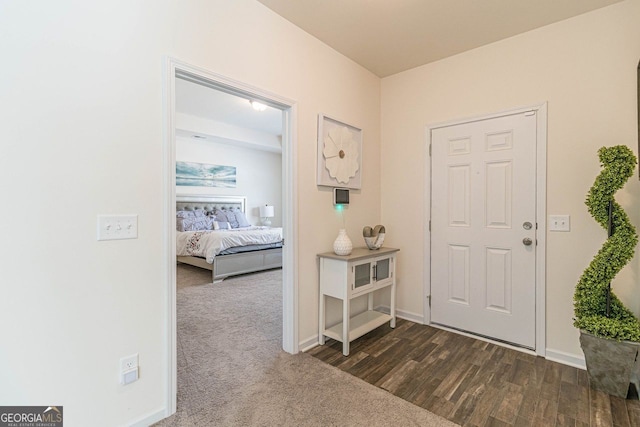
120;354;138;371
549;215;570;232
120;354;139;385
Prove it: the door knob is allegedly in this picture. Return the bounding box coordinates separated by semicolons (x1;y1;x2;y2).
522;237;533;246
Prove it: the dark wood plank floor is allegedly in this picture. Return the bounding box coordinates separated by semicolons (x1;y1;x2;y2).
308;319;640;427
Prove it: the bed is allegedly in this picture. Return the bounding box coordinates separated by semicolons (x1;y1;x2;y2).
176;195;283;283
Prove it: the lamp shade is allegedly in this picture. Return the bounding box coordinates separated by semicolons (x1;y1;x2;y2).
259;205;275;218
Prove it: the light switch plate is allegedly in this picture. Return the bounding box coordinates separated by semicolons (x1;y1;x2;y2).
549;215;570;232
97;215;138;241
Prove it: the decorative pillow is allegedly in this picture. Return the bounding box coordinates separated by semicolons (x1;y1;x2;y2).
176;218;189;231
205;217;214;229
176;217;196;232
176;210;195;218
224;209;240;229
234;208;251;228
214;210;229;224
177;216;213;232
214;221;230;230
193;209;206;218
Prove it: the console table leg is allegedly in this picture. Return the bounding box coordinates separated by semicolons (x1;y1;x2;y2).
390;282;396;328
342;298;350;356
319;294;325;345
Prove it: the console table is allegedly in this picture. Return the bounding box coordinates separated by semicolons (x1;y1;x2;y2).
318;247;399;356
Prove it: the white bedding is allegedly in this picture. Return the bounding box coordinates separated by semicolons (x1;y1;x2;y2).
177;227;283;263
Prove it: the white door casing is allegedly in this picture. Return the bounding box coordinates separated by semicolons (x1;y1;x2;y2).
163;57;299;417
430;110;539;349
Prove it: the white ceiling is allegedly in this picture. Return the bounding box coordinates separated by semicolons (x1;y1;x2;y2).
257;0;622;77
175;77;283;137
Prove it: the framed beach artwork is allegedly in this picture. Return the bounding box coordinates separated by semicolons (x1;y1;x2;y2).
176;161;237;188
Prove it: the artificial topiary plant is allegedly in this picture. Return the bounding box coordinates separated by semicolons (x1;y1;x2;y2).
574;145;640;341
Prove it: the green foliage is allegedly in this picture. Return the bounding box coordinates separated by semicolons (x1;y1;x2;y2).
574;145;640;341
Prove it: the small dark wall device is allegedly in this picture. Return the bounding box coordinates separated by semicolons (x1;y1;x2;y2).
333;188;350;205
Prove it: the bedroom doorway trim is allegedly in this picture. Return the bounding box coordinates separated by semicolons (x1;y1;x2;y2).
162;57;299;416
423;103;547;357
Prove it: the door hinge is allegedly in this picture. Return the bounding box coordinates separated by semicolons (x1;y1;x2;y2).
429;144;432;156
427;295;431;307
429;220;431;231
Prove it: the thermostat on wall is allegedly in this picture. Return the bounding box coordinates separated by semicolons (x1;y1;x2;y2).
333;188;349;205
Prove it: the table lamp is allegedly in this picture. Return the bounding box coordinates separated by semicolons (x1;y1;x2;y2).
259;204;274;227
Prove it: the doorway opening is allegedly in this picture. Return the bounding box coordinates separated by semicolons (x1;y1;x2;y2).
163;59;298;415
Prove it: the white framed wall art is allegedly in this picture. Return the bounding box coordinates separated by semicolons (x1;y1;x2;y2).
316;114;362;189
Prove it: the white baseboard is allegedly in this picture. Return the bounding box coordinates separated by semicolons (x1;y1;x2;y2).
127;407;167;427
299;334;320;352
545;348;586;370
375;305;424;324
126;408;172;427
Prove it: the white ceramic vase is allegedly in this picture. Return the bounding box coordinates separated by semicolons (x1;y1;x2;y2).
333;229;353;256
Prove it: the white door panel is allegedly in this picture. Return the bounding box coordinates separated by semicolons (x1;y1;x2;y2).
431;112;536;349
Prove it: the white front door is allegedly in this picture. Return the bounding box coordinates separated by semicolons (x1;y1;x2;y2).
431;111;537;348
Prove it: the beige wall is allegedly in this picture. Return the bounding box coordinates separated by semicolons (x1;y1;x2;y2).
3;0;638;423
381;0;640;360
0;1;380;425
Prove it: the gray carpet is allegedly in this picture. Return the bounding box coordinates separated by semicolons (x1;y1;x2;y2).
154;264;456;426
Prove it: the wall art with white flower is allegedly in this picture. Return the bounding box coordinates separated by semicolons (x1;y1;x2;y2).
316;114;362;189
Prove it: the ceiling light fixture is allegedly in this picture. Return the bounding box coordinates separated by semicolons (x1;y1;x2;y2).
250;100;267;112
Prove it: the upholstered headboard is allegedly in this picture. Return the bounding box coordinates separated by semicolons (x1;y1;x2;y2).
176;194;246;213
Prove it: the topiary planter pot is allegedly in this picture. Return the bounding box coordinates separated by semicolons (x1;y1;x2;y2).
580;330;640;398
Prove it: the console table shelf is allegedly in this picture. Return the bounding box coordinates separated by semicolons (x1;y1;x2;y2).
323;311;392;343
